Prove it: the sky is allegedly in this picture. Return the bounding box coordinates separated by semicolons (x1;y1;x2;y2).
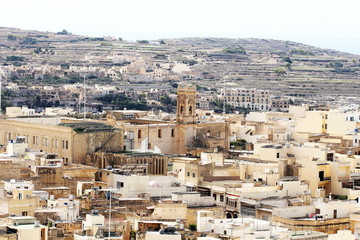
1;0;360;54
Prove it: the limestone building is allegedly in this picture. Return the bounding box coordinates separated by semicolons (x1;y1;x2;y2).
0;119;123;164
110;85;230;155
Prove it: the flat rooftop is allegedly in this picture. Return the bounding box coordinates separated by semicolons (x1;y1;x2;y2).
58;122;116;133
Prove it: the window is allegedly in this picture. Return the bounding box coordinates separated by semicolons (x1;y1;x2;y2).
33;136;36;144
117;181;124;188
276;153;280;158
62;140;65;149
327;153;334;161
65;141;68;149
220;195;224;202
22;211;28;216
187;172;190;177
213;194;217;200
171;129;175;137
138;130;142;139
192;173;195;178
18;192;23;200
158;129;162;138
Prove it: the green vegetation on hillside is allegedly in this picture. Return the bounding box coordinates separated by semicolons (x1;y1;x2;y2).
223;47;246;54
290;49;315;56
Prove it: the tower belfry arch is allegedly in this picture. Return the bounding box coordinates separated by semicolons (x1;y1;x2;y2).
176;85;197;124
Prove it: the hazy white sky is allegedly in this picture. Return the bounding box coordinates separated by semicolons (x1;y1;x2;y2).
2;0;360;54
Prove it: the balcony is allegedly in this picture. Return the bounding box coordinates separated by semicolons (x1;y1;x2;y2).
319;177;331;182
226;205;239;212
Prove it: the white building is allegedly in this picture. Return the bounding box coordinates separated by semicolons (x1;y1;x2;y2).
46;196;80;222
109;174;186;198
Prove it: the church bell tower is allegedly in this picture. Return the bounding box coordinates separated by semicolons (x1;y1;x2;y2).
176;85;197;124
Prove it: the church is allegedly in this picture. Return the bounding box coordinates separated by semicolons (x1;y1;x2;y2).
107;85;230;156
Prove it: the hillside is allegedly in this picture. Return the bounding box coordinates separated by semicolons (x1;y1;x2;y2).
0;27;359;97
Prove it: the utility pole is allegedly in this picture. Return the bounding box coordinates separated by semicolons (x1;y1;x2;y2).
0;71;2;117
101;188;117;239
223;79;226;115
108;189;112;239
83;76;86;120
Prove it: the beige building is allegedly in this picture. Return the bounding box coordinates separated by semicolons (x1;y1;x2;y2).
0;180;38;217
0;119;123;164
0;216;48;240
5;107;35;118
272;200;357;234
221;87;272;111
109;85;230;155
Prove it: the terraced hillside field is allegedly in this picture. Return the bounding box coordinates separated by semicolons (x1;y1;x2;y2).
0;27;359;97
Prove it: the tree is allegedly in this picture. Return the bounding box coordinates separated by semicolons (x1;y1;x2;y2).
181;59;198;66
159;40;166;44
6;56;25;61
159;95;172;105
57;29;69;35
118;37;123;41
189;224;197;231
137;40;149;44
138;94;146;101
34;47;42;54
223;47;246;54
21;37;37;44
7;35;16;41
60;63;70;69
285;62;292;70
274;69;286;77
283;57;292;64
329;61;343;68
